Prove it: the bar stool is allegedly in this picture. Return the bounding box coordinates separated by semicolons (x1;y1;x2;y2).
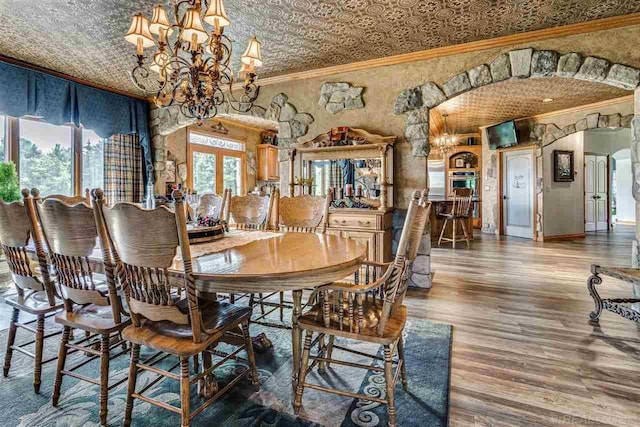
437;188;473;249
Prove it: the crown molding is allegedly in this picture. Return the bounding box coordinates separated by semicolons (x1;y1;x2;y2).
528;94;634;120
257;13;640;87
0;54;148;101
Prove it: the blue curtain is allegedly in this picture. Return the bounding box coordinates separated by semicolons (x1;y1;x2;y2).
0;61;153;185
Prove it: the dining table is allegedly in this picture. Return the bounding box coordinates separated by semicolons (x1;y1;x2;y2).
31;229;367;395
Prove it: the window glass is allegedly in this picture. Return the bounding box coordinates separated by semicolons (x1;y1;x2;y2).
81;129;106;191
19;119;73;196
192;151;216;194
223;155;242;196
190;132;244;152
0;116;5;161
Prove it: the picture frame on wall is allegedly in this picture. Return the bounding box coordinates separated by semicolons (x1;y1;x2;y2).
553;150;574;182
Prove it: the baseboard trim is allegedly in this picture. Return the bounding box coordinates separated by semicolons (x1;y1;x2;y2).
541;233;586;241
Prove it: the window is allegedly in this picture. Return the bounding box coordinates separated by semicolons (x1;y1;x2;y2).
81;129;106;191
188;131;245;196
19;118;73;196
0;116;5;161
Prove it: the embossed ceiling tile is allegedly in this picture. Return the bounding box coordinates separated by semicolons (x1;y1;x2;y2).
431;77;630;134
2;0;640;95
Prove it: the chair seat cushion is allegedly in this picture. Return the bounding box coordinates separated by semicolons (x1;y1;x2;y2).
5;291;64;315
122;301;252;357
299;294;406;345
55;304;130;334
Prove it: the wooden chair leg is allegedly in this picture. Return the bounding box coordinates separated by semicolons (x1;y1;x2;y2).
179;356;191;427
230;293;235;304
124;344;140;427
452;219;457;249
52;326;71;406
193;354;200;374
326;335;335;369
460;218;471;248
293;331;313;415
259;293;265;314
384;345;397;427
99;334;110;426
33;316;45;393
318;333;326;372
3;308;19;377
438;218;448;246
279;292;285;322
397;337;408;390
241;320;260;391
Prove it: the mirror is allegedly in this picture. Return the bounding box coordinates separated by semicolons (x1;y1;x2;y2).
307;158;382;202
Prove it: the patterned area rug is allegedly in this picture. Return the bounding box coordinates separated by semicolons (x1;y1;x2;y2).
0;304;451;427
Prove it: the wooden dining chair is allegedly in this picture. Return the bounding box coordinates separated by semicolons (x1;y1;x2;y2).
437;187;473;249
0;190;64;392
196;192;227;220
251;188;333;326
293;190;431;427
225;191;273;230
32;188;130;426
278;188;331;234
43;188;91;206
224;191;274;314
93;189;259;427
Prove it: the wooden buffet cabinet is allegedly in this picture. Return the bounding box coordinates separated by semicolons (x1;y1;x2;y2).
257;144;280;181
290;128;395;263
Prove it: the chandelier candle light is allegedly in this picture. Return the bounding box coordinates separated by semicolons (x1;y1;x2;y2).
432;114;458;156
125;0;263;122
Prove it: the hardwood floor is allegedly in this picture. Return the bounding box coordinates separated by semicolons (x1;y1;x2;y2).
406;225;640;426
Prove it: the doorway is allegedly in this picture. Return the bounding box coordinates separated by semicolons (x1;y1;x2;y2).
501;149;534;239
584;154;608;232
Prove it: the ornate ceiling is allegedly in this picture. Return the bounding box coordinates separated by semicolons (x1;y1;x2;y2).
430;77;630;134
1;1;640;96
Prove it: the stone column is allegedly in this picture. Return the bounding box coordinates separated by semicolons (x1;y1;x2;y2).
632;88;640;303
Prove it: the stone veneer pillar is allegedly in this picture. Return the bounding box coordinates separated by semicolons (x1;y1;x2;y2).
632;89;640;303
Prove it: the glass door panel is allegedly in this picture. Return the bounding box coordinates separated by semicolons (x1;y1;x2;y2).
192;151;216;194
223;155;242;195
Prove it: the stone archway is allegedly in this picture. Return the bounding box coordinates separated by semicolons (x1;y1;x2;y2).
394;47;640;157
149;93;314;185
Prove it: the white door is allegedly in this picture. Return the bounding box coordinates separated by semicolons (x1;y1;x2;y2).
502;150;534;239
585;154;608;231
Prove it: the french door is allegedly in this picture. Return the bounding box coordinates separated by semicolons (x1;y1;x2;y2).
188;145;245;196
584;154;608;232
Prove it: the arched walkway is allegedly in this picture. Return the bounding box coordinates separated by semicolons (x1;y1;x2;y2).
393;47;640;157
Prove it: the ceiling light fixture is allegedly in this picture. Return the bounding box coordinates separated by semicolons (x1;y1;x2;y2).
432;114;458;156
125;1;263;122
542;98;554;103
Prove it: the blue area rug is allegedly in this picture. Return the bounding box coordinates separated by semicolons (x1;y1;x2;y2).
0;314;451;426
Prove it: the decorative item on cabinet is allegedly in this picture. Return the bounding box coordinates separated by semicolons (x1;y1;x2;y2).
257;144;280;181
291;127;395;262
261;129;278;146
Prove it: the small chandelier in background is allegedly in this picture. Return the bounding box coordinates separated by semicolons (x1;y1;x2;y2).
432;114;458;156
125;0;263;122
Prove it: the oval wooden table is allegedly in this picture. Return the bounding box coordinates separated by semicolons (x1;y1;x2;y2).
172;231;367;393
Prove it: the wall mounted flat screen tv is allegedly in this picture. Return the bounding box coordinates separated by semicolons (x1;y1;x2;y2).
487;120;518;150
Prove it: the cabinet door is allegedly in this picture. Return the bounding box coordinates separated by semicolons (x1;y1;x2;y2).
268;147;280;180
257;146;268;181
342;231;376;261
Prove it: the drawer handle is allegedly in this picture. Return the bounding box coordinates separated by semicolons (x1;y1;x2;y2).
357;220;370;225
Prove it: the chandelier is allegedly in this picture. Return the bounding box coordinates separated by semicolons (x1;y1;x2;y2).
432;114;458;155
125;0;263;122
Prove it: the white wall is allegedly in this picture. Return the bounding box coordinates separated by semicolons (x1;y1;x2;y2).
584;128;631;155
613;149;634;223
543;132;584;237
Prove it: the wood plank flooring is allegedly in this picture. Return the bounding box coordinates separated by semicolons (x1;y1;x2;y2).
406;225;640;426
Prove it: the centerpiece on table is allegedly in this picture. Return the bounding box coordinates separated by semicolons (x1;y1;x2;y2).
184;191;228;243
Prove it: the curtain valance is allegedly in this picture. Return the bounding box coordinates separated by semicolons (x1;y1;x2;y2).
0;61;153;184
